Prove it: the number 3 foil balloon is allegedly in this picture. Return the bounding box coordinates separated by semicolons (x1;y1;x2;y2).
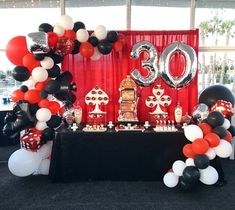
159;42;197;89
130;41;158;87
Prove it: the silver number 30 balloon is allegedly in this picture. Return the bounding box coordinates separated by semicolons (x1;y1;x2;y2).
159;42;197;89
130;41;158;87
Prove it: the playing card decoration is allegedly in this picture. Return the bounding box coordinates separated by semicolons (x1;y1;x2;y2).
85;86;109;114
145;85;172;117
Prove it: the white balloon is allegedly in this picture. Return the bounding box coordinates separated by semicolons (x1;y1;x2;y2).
172;160;186;176
22;76;36;89
40;57;54;69
38;141;53;159
35;121;48;131
76;29;89;43
222;118;231;130
163;172;179;188
185;158;195;166
36;108;51;122
200;166;218;185
94;25;107;40
38;159;50;175
214;139;232;158
91;47;101;61
32;67;48;82
8;149;42;177
184;125;203;142
59;15;74;30
53;25;64;36
205;148;216;160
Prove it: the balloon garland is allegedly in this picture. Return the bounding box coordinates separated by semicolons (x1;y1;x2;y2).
163;85;235;190
3;15;125;177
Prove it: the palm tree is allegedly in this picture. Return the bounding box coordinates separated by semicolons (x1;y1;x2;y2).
199;21;210;89
219;20;235;84
208;15;223;85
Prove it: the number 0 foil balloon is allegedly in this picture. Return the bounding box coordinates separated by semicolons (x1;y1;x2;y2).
130;41;158;87
159;42;197;89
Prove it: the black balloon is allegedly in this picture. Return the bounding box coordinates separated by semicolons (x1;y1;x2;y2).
88;36;99;47
194;155;210;169
41;127;55;141
20;85;28;93
29;103;40;115
213;126;227;138
70;83;77;91
40;91;48;99
199;85;235;107
97;40;112;55
12;66;30;82
34;54;45;61
47;52;63;64
182;166;200;183
178;176;196;191
207;111;224;128
47;65;61;78
47;115;62;128
45;80;61;94
4;112;16;124
71;40;81;54
73;21;86;32
228;125;235;137
39;23;53;33
107;31;118;43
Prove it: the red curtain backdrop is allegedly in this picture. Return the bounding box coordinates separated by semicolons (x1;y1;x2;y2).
62;29;199;123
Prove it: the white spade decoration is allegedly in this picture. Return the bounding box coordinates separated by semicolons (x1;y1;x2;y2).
145;85;172;116
85;86;109;114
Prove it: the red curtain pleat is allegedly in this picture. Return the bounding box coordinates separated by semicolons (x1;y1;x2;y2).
62;29;199;123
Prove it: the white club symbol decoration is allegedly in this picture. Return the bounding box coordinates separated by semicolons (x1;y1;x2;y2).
145;85;172;116
85;86;109;114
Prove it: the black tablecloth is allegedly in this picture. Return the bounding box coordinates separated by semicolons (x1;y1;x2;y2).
49;127;188;182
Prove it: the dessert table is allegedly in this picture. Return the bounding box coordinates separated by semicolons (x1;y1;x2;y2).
49;126;188;182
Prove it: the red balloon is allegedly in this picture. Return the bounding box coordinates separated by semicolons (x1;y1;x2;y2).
6;36;29;66
48;32;59;48
23;53;40;71
192;138;209;155
198;123;213;136
38;99;50;108
59;107;65;115
24;90;41;104
113;40;123;52
54;37;74;56
183;144;196;158
117;33;126;45
79;42;94;58
48;101;61;114
224;131;232;142
11;89;25;102
35;81;46;91
64;30;76;41
204;133;220;147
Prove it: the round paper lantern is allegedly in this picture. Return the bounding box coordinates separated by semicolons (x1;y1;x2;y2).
36;108;52;122
184;125;203;142
32;67;48;82
163;172;179;188
40;57;54;69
